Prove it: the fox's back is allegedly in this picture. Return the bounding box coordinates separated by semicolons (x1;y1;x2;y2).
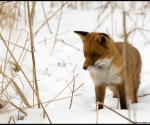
115;42;141;76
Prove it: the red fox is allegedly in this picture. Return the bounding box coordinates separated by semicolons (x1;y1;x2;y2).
74;31;141;110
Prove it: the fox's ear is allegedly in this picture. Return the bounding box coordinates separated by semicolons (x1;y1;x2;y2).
98;33;109;45
74;31;89;43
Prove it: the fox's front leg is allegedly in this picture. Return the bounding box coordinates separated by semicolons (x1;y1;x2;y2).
95;84;106;110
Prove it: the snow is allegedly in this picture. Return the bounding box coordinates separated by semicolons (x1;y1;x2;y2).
0;1;150;124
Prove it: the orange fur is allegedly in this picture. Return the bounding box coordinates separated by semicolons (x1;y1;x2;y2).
74;31;141;110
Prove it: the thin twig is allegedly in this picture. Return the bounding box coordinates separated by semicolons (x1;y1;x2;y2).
111;2;114;39
29;1;68;43
24;1;27;25
21;43;31;63
58;39;80;51
0;71;30;107
27;1;40;108
69;64;77;109
137;93;150;98
120;28;150;38
8;117;16;124
0;1;11;5
38;30;68;43
62;59;72;77
45;74;78;107
42;68;48;75
41;1;52;34
74;83;84;92
4;40;31;52
122;10;128;109
96;101;134;124
0;94;82;114
66;80;72;92
31;1;36;25
18;31;30;63
3;92;27;116
51;1;64;55
1;29;11;98
0;1;19;22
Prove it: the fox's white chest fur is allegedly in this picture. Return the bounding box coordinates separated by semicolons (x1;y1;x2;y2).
88;58;122;85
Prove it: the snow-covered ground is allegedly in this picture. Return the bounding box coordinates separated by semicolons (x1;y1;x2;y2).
0;2;150;123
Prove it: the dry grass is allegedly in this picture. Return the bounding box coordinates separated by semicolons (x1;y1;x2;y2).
96;101;134;124
0;1;21;29
8;116;15;124
27;1;40;108
0;1;150;124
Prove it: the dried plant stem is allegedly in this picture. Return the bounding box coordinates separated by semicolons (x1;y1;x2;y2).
95;5;115;31
69;65;77;109
0;29;53;124
0;94;82;114
35;94;82;109
96;101;98;124
4;40;31;52
111;2;114;38
0;73;16;95
21;43;31;63
41;1;52;34
0;1;11;5
58;39;80;51
97;2;101;27
117;93;120;109
44;37;46;45
66;80;72;92
120;28;150;38
1;27;12;97
51;94;81;103
96;101;134;124
51;1;64;55
0;34;52;124
127;13;149;43
16;74;24;90
31;1;36;25
45;74;78;107
0;18;8;33
74;83;84;92
30;1;68;43
0;80;11;95
122;11;128;108
42;68;48;75
3;93;26;117
1;52;7;98
62;59;72;77
18;32;29;63
0;1;4;17
0;33;33;106
0;71;30;107
43;109;46;119
7;29;24;63
9;102;27;116
24;1;27;25
137;93;150;98
122;10;133;121
27;1;40;108
38;30;68;44
8;117;16;124
33;74;35;108
0;1;19;23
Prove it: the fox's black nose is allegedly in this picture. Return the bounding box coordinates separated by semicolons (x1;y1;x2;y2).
83;66;87;70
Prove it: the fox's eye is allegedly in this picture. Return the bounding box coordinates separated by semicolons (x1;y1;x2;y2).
92;53;99;58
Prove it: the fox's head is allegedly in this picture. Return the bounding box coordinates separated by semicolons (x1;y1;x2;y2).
74;31;117;71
